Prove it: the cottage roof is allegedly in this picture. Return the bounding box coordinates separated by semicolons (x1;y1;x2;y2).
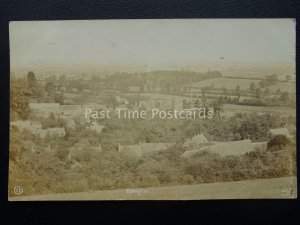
270;128;292;138
192;133;208;144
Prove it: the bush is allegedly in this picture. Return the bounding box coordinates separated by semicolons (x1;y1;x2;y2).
267;135;291;151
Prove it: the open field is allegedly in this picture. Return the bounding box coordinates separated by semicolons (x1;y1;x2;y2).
192;78;296;94
268;82;296;93
9;176;296;200
192;78;261;89
222;104;295;117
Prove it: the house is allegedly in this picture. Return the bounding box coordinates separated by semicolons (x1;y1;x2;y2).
29;103;60;118
269;128;293;139
118;143;174;158
183;133;208;149
181;139;255;158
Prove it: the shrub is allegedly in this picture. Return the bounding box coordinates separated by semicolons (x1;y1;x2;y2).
267;135;291;151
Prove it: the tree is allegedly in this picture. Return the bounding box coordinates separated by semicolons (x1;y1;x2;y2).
267;135;290;151
54;93;64;104
45;82;56;96
171;98;175;110
235;85;241;101
58;74;66;83
183;100;192;109
212;99;223;117
255;88;262;99
249;82;256;93
194;99;201;108
264;88;270;97
222;86;228;96
276;88;281;95
286;74;291;81
27;71;37;88
280;91;289;102
10;79;31;120
201;88;206;97
238;120;259;140
27;71;44;98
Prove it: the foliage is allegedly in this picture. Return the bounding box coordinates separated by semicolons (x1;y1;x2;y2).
10;79;31;120
267;135;291;152
9;123;295;196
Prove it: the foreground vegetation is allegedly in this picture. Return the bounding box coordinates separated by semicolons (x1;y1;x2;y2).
9;119;296;196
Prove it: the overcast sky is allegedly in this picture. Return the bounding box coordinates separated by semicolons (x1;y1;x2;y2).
10;19;295;68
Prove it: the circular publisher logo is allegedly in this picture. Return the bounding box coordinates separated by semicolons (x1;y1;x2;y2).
14;186;23;195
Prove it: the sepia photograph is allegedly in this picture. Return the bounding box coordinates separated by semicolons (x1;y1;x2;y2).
9;19;296;200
